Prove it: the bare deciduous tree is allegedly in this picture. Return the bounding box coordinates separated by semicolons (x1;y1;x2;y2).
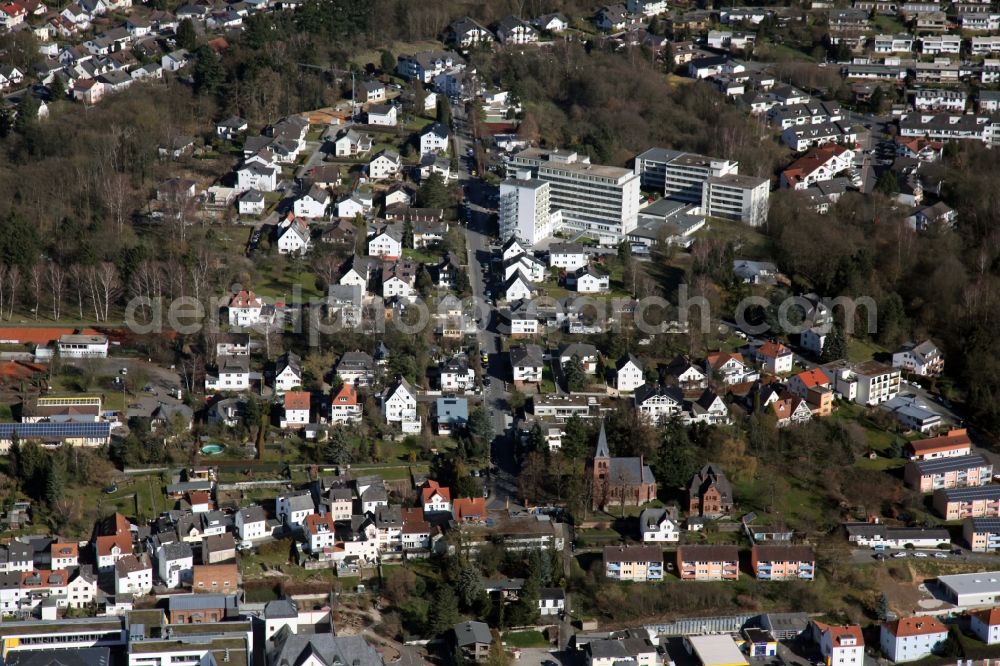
29;264;43;320
47;263;65;320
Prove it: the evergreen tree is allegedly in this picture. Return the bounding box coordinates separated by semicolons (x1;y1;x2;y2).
876;592;891;621
380;49;395;73
416;173;449;208
45;457;65;506
402;219;414;248
875;170;899;196
427;585;460;634
13;94;37;134
176;18;198;50
528;422;545;454
561;415;592;459
821;325;848;362
563;355;586;392
324;429;351;465
192;46;225;97
467;407;494;445
437;96;452;126
456;563;484;609
48;76;65;102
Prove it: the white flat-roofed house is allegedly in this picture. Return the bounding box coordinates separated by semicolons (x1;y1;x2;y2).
938;571;1000;607
57;334;109;358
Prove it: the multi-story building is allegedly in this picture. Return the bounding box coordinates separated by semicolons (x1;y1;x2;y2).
677;545;740;581
823;360;900;406
879;617;947;662
904;454;993;493
702;174;770;227
780;145;854;190
892;339;944;376
603;545;664;582
751;545;815;581
812;623;864;666
498;178;553;244
919;35;962;54
971;608;1000;645
913;89;967;112
933;485;1000;520
964;517;1000;552
509;148;640;243
657;151;740;203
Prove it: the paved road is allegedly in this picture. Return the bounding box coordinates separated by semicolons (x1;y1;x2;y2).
851;547;998;565
451;103;519;508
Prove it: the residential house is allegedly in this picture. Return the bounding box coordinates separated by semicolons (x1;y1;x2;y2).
235;506;268;542
368;225;403;259
751;544;815;581
687;464;735;518
276;217;311;255
204;356;251;393
753;342;794;375
572;266;610;293
548;242;588;271
366;104;397;127
769;395;814;427
455;621;492;663
421;479;452;513
639;507;680;543
823;360;900;405
202;533;237;564
780;145;855;190
603;545;664;582
971;608;1000;645
274;351;303;394
435;397;468;436
933;486;1000;520
904;454;993;492
334;129;373;157
330;383;362;424
359;79;385;103
664;355;708;389
336;351;375;386
677;545;740;581
786;368;834;417
510;344;544;386
706;352;758;385
239;189;265;215
614;354;644;393
812;623;865;666
892;340;944;375
880;617;947;662
294;185;330;219
440;358;475;391
446;16;493;47
282;391;310;429
419;122;450;155
369;150;401;179
383;378;419;432
963;517;1000;552
156;541;193;589
114;553;153;596
276;491;315;528
495;15;538;44
633;384;684;425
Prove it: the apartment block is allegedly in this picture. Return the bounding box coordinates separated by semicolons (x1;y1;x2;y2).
510;148;640;243
662;151;740;203
879;617;947;662
499;177;554;245
823;360;900;406
904;454;993;493
964;517;1000;552
751;545;816;581
603;545;664;582
702;174;770;227
677;545;740;581
933;486;1000;520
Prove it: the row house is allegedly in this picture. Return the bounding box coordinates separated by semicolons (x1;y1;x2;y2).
0;570;70;616
603;546;664;582
913;60;969;83
900;113;991;142
971;35;1000;54
961;12;1000;29
781;145;855;189
913;88;966;112
781;122;857;152
677;545;739;581
920;34;961;54
963;517;1000;552
933;485;1000;520
768;99;843;130
843;63;908;80
751;544;815;581
903;454;993;492
396;50;466;84
873;33;914;53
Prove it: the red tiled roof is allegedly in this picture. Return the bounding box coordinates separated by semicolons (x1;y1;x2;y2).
421;479;451;504
976;607;1000;627
781;145;851;187
228;290;261;309
757;341;791;359
96;533;132;557
884;617;946;638
304;512;335;535
51;542;78;558
453;497;486;522
332;383;358;406
0;327;101;346
795;367;830;388
402;507;430;534
907;428;971;455
187;491;211;505
815;622;864;647
284;391;310;411
706;351;745;370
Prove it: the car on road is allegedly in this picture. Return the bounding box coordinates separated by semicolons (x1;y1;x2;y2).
934;552;948;559
892;552;907;558
913;552;928;558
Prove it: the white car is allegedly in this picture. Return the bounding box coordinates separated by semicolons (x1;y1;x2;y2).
892;552;907;558
913;552;928;558
934;552;948;559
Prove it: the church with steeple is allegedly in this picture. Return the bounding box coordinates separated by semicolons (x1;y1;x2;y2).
589;421;658;510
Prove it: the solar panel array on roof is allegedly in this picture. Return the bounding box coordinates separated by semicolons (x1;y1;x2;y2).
937;486;1000;501
970;517;1000;531
0;422;111;438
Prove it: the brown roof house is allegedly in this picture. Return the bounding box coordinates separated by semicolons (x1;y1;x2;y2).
687;464;734;518
192;563;239;593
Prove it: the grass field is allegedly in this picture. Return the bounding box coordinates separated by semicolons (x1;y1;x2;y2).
503;630;549;648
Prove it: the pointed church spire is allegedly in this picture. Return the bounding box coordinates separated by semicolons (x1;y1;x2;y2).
594;420;610;458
